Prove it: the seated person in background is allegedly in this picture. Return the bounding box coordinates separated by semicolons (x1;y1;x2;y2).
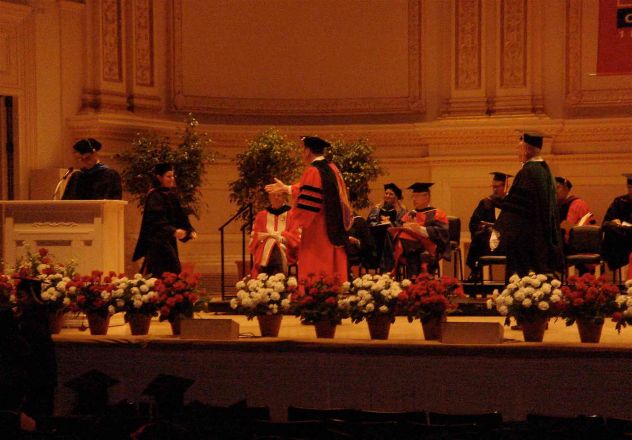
347;212;377;273
465;172;511;282
367;182;407;227
62;138;122;200
556;176;595;242
383;182;450;278
249;192;299;276
602;174;632;279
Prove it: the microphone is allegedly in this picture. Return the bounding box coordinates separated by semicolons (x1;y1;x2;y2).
62;167;74;180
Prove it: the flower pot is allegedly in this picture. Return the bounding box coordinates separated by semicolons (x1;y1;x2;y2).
128;313;152;335
576;318;603;343
314;320;337;339
367;315;392;340
48;309;66;334
421;315;444;340
169;314;189;336
86;312;111;335
520;317;548;342
257;314;283;337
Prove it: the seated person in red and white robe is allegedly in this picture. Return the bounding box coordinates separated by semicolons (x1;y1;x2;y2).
384;182;450;278
556;176;595;243
249;192;299;276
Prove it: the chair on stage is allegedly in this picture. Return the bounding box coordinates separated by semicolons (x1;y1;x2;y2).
563;225;604;281
475;255;507;285
446;216;464;280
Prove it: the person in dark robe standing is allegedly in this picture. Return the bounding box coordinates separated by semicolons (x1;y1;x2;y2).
384;183;450;278
133;163;196;277
62;138;122;200
493;133;563;278
265;136;353;284
465;172;511;282
602;174;632;279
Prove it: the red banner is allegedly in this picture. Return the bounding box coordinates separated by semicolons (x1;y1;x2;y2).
597;0;632;75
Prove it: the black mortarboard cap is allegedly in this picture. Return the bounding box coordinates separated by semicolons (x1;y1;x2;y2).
490;172;512;182
153;162;174;176
408;182;433;193
301;136;330;154
623;173;632;185
383;182;403;199
520;132;544;148
65;369;120;395
72;138;102;154
555;176;572;189
65;369;119;415
143;374;194;401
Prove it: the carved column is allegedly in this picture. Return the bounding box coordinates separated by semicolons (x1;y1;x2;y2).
81;0;129;112
128;0;161;112
442;0;488;117
493;0;543;114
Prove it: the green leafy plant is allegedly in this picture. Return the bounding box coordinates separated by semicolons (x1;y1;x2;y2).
117;114;215;217
229;128;303;220
325;138;384;211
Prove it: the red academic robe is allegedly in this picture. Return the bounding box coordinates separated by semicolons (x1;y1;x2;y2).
290;159;352;284
249;206;299;276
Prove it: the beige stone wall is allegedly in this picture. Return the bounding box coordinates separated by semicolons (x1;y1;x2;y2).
1;0;631;279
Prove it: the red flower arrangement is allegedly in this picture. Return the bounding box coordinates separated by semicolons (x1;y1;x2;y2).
0;274;15;307
291;273;345;325
398;274;465;323
560;273;622;327
70;271;118;317
155;271;205;322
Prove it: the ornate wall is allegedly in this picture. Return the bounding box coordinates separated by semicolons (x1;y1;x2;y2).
1;0;631;278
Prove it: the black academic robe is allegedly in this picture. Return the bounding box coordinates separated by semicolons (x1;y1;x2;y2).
346;215;377;268
62;163;122;200
465;195;504;271
602;195;632;271
367;205;407;227
494;160;563;277
133;187;195;277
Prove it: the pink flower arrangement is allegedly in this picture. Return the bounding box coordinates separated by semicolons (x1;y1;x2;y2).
155;272;205;322
399;274;465;323
290;273;345;324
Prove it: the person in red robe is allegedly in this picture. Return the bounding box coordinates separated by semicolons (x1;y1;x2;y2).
265;136;352;284
249;192;299;276
385;182;450;278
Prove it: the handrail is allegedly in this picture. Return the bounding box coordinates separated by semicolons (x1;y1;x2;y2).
218;203;254;300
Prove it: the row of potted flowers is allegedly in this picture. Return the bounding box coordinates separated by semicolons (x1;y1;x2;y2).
0;248;205;335
230;271;632;343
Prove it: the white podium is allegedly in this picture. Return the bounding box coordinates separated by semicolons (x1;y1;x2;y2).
0;200;127;275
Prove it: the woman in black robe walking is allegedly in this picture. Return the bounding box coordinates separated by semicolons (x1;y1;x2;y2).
133;163;196;277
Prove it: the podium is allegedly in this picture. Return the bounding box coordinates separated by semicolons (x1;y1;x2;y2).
0;200;127;274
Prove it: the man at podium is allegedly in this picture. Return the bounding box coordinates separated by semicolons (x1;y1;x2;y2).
62;138;122;200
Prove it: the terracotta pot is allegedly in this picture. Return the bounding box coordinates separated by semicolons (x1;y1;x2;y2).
520;317;548;342
421;315;444;340
48;309;66;334
314;320;337;338
86;312;111;335
367;315;392;340
576;318;603;343
170;315;183;335
257;314;283;337
128;313;152;335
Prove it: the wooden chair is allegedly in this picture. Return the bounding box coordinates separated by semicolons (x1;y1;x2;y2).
563;225;604;281
446;216;464;280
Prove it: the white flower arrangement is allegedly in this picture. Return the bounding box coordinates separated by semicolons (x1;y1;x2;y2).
230;273;297;319
113;273;160;318
486;273;564;325
339;273;403;323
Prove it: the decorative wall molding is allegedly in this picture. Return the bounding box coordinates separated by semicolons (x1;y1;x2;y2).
101;0;122;83
133;0;154;87
455;0;481;90
499;0;526;88
169;0;423;116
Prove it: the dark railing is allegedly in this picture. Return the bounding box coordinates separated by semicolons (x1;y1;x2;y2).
218;203;254;300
